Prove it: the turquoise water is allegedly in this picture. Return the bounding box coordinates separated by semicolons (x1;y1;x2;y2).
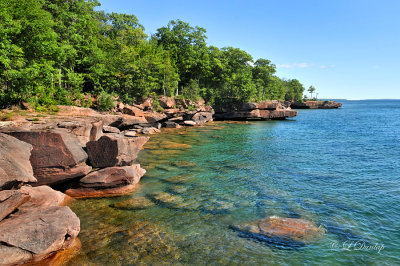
69;100;400;265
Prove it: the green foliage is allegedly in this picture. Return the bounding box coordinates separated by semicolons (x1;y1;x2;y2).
0;0;308;109
283;79;305;102
97;91;115;111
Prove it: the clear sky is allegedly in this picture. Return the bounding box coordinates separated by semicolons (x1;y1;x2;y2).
97;0;400;100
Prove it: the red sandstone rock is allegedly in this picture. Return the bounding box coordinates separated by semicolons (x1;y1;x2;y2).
103;114;148;129
18;185;68;213
291;100;343;109
123;105;145;117
86;134;149;168
0;190;30;222
0;206;80;264
66;165;145;198
0;133;37;190
144;112;167;123
232;216;325;245
7;131;91;186
190;112;213;124
56;105;99;116
159;96;176;109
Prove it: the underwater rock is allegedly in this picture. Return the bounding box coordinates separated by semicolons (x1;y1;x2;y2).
164;174;194;184
202;200;234;214
168;185;189;194
172;161;197;168
231;216;325;247
111;197;156;210
148;191;184;206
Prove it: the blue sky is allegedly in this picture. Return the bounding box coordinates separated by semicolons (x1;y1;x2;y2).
98;0;400;99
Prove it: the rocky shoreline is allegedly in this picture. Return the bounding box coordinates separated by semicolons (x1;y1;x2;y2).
0;98;299;264
291;100;343;109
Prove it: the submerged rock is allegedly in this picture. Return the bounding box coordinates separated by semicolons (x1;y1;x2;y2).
172;160;197;168
168;185;189;194
231;216;325;247
164;174;194;184
148;191;184;206
0;133;36;190
111;197;155;210
202;200;234;214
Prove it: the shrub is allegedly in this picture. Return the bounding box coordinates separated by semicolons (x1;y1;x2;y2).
97;91;115;111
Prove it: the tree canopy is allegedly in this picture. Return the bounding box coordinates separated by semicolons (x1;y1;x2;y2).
0;0;306;110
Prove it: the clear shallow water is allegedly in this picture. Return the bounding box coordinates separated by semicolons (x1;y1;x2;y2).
68;100;400;265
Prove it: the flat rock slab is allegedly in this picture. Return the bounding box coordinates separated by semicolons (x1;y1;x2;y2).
86;134;149;168
66;165;146;198
232;216;325;247
0;190;30;222
0;133;36;190
0;206;80;264
79;164;146;189
7;130;91;186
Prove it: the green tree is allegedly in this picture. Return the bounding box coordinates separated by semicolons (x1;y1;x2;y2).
155;20;209;94
283;79;305;102
308;85;316;99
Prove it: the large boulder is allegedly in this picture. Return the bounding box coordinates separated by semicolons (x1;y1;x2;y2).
159;96;176;109
86;134;149;168
18;185;68;213
144;112;167;123
7;131;92;186
122;105;145;117
184;111;213;124
231;216;325;247
0;206;80;264
103;114;148;129
57;120;103;146
66;164;146;198
0;133;37;190
0;190;30;222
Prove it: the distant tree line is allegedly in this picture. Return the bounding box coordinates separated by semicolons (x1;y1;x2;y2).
0;0;306;110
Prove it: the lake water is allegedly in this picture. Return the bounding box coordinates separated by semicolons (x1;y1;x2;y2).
68;100;400;265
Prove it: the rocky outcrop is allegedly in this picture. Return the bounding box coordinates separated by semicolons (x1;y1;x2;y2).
0;190;30;222
18;185;68;212
231;216;325;247
0;133;37;190
86;134;149;168
66;164;146;198
0;185;78;265
57;120;103;146
291;100;342;109
103;114;148;130
214;100;297;120
7;131;92;186
0;206;80;264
